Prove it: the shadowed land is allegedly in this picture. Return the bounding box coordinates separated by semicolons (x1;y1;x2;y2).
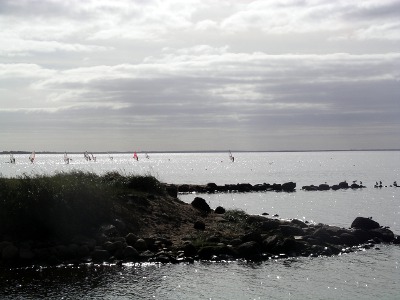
0;172;399;267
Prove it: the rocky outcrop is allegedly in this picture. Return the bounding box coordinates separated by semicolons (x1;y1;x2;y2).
302;181;366;191
171;182;297;194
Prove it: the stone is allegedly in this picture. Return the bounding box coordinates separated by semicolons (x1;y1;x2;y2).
123;246;139;260
282;182;296;192
191;197;211;213
214;206;226;214
236;241;261;259
351;217;380;230
134;238;147;252
125;233;139;246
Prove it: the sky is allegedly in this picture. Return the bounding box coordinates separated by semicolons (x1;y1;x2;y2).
1;0;399;152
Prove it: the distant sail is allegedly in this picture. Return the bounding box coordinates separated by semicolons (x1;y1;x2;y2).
10;153;15;164
29;151;35;163
133;152;138;161
64;152;71;164
229;150;234;162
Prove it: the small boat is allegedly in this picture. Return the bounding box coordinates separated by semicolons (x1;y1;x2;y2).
29;151;35;163
145;153;149;159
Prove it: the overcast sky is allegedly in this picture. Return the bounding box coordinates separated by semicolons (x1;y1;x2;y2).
1;0;399;152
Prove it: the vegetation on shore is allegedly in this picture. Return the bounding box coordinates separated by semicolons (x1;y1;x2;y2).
0;171;164;241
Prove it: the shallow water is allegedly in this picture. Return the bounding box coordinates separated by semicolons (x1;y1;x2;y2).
1;151;400;299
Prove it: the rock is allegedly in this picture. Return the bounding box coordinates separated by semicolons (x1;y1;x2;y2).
123;246;139;260
260;220;280;231
194;220;206;230
318;184;330;191
183;242;197;257
279;225;305;236
338;181;349;189
91;249;110;262
134;239;147;252
191;197;211;213
339;233;359;246
206;183;218;193
351;217;380;230
282;182;296;192
125;233;139;246
236;241;261;259
214;206;226;214
241;231;263;244
290;219;308;228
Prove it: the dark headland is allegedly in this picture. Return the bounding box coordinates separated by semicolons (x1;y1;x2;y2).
0;172;399;267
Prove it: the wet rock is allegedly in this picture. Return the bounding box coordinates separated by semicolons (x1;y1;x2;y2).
338;181;349;189
351;217;380;230
134;239;147;252
191;197;211;213
318;184;330;191
183;242;197;257
236;241;261;259
214;206;226;214
123;246;139;260
282;182;296;192
125;233;139;246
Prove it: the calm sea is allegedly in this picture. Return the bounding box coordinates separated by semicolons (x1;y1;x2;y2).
1;151;399;299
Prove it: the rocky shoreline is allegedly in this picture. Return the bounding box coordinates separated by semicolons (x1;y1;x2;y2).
1;191;399;267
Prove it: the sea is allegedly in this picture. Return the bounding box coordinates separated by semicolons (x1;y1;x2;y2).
0;151;399;299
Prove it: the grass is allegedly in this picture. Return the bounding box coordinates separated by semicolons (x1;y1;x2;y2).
0;171;165;241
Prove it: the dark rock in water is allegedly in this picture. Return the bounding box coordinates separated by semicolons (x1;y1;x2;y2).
207;183;218;193
338;181;349;189
339;233;359;246
351;217;380;230
123;246;139;260
214;206;226;214
91;249;110;262
351;229;371;243
318;184;330;191
183;242;197;257
194;220;206;230
125;233;139;246
331;185;340;191
369;228;394;242
134;238;147;252
282;182;296;192
236;241;261;259
191;197;211;213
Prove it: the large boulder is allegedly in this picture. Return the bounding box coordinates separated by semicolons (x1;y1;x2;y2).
351;217;380;230
282;182;296;192
191;197;211;213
